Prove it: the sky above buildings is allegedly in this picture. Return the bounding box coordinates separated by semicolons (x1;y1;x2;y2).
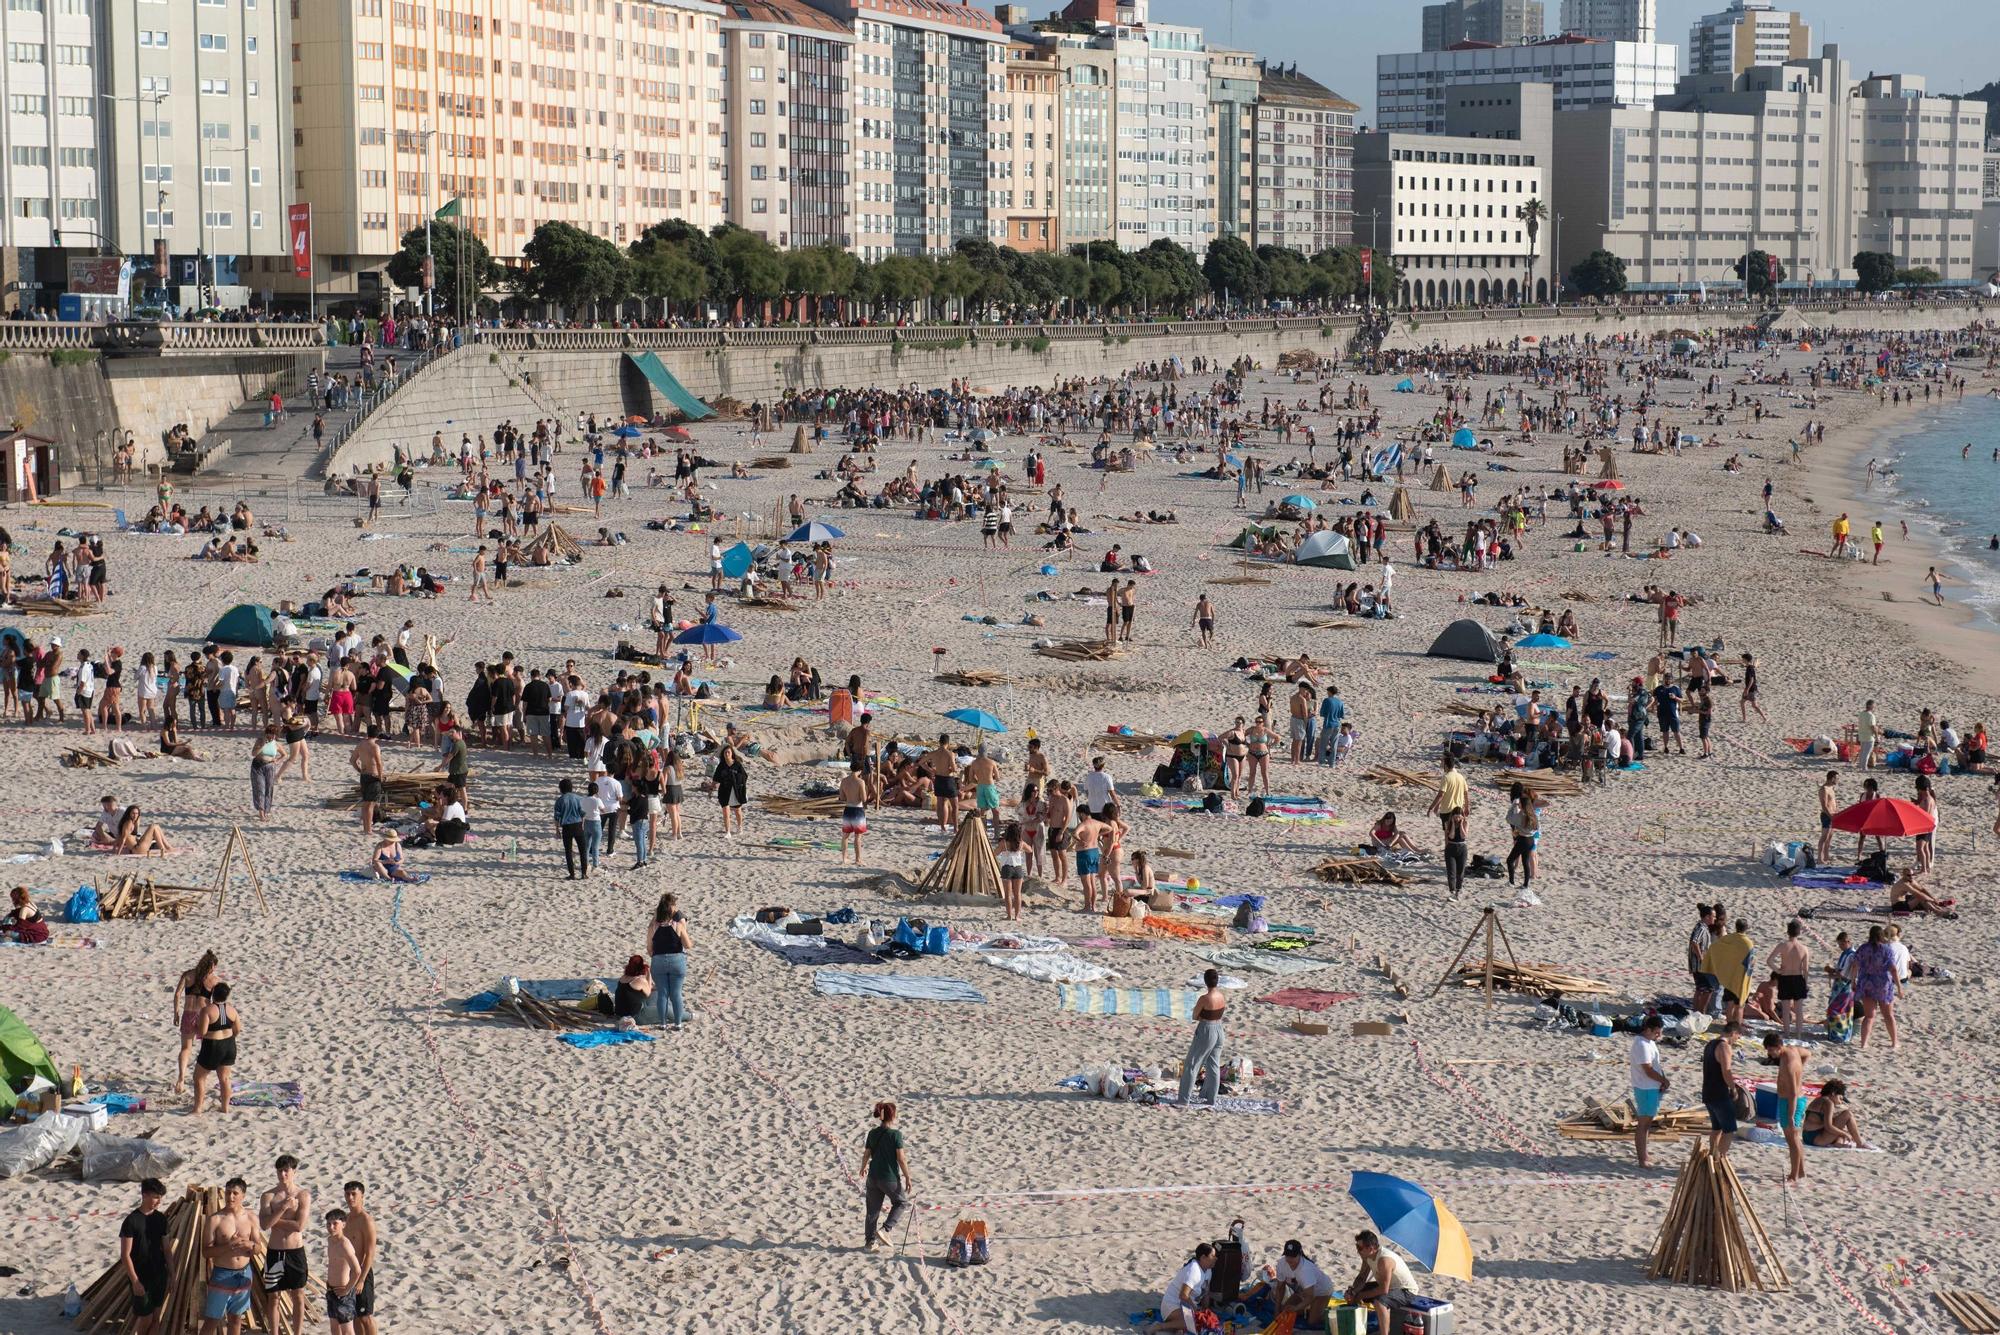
1145;0;1996;123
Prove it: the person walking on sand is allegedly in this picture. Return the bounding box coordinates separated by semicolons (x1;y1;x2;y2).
862;1101;912;1252
1738;652;1767;723
1176;969;1227;1109
174;949;220;1095
348;728;384;836
1191;593;1216;648
1829;512;1850;559
1871;520;1884;564
1856;699;1878;770
1926;565;1945;606
469;546;492;602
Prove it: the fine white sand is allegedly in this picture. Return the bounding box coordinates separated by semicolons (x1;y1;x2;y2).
4;321;1999;1334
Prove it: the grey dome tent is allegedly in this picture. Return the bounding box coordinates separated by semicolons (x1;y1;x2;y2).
1295;531;1357;570
207;603;275;647
1427;617;1500;663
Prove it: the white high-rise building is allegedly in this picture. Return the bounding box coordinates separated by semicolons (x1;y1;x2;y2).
1560;0;1655;43
1377;36;1677;134
1688;2;1809;79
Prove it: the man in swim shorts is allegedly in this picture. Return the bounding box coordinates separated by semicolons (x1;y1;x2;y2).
1628;1014;1669;1168
202;1177;261;1335
349;728;385;837
920;734;960;832
964;749;1002;832
1766;1033;1810;1182
258;1155;311;1335
838;763;869;865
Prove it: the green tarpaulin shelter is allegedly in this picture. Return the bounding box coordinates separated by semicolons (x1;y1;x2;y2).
625;351;715;421
0;1004;60;1093
207;603;275;647
1227;525;1280;550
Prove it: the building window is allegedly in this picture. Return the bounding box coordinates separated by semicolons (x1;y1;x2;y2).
7;42;46;63
204;210;233;227
139;30;169;47
200;78;231;96
15;198;50;218
198;33;228;51
250;210;263;229
9;146;49;166
6;94;47;115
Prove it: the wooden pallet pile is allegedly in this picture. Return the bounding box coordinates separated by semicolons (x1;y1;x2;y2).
738;595;804;612
1489;769;1583;797
16;594;99;617
322;769;448;813
1438;702;1492;720
1558;1096;1712;1141
1454;959;1616;998
1295;619;1362;630
60;746;119;769
937;669;1017;687
1938;1290;2000;1333
756;792;847;818
1361;765;1443;792
1311;857;1409;887
749;455;793;470
1090;732;1168;754
1648;1141;1788;1292
75;1183;318;1332
97;874;208;921
914;816;1004;901
523;523;584;564
478;986;613;1032
1035;639;1129;662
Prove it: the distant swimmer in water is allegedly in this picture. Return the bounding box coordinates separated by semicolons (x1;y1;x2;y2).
1964;443;1973;459
1989;535;1998;551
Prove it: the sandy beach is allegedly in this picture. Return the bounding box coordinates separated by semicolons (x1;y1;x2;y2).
4;315;2000;1335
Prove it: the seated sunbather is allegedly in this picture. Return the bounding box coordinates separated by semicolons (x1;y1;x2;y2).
2;886;50;944
1368;812;1420;854
112;805;175;856
584;956;653;1030
1743;973;1782;1022
1888;868;1956;917
158;720;200;761
371;830;417;882
1802;1079;1867;1148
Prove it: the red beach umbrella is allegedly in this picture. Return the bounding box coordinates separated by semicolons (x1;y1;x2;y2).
1829;798;1935;838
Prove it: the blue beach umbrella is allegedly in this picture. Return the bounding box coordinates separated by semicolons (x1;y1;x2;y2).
1278;494;1318;512
1452;427;1477;448
944;707;1008;735
1348;1171;1475;1281
674;622;742;646
1515;633;1572;649
785;520;846;543
611;424;643;439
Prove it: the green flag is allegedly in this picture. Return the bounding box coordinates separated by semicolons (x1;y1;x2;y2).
434;198;461;220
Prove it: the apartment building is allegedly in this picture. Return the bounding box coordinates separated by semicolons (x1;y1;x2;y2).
804;0;1004;261
1849;73;1985;283
1248;62;1356;255
1208;47;1257;242
1559;0;1655;43
1051;41;1112;247
720;0;854;249
1;0;293;309
1354;83;1551;305
1688;2;1808;80
1377;36;1677;133
997;41;1058;251
1421;0;1544;51
293;0;727;299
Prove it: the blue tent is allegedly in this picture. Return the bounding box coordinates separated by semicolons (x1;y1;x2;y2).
675;622;742;646
1394;379;1416;393
785;520;846;543
1451;427;1477;449
720;542;754;579
610;424;643;439
1516;633;1572;649
0;626;27;658
207;603;275;647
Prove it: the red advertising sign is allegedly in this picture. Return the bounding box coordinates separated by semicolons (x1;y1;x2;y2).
1360;247;1373;285
286;203;312;280
1766;254;1779;284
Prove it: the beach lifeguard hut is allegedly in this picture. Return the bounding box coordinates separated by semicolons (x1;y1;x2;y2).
0;430;60;503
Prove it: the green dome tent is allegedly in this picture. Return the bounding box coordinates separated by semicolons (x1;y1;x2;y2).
207;603;275;647
0;1003;59;1093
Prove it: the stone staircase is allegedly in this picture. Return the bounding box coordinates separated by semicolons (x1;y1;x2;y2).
324;342;552;476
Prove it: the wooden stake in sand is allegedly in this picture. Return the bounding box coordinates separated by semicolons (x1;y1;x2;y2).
212;824;271;918
1647;1141;1788;1292
1429;907;1519;1011
914;817;1004;901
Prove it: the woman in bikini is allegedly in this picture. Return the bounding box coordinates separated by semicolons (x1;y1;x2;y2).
1221;719;1250;796
190;981;239;1114
173;950;220;1094
1801;1079;1866;1148
1017;783;1046;880
1244;717;1276;795
112;805;176;856
1;885;50;945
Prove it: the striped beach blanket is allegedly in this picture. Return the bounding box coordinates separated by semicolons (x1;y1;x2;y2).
1056;984;1201;1019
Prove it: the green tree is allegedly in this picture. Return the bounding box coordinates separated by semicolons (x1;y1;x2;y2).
1569;249;1628;300
1515;198;1548;264
1853;251;1898;295
709;225;786;317
1256;246;1312;304
385;220;500;314
1895;266;1942;291
869;255;933;320
1139;239;1205;313
1733;249;1785;298
1202;235;1265;307
518;221;629;317
630;247;707;320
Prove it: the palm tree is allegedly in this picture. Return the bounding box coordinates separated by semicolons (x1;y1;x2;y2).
1516;198;1549;301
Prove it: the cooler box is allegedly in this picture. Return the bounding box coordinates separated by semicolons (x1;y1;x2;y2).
1330;1302;1368;1335
1393;1295;1453;1335
58;1102;110;1132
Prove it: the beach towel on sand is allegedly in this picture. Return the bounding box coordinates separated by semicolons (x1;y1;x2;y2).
1147;1093;1282;1115
812;970;986;1003
1101;913;1227;944
1255;987;1362;1013
558;1029;655;1050
339;870;432;885
1057;984;1199;1019
1186;946;1336;977
729;915;881;967
980;952;1118;984
228;1081;304;1111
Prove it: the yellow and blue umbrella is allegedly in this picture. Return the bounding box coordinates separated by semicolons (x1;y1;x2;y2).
1348;1171;1474;1281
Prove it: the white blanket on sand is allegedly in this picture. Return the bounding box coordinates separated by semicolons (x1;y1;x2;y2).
1185;946;1339;977
978;952;1118;984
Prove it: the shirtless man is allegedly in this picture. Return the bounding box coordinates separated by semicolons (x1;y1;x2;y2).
837;763;869;865
257;1156;311;1335
1288;681;1315;764
468;545;491;602
1042;781;1074;888
327;660;358;737
1071;806;1106;912
1765;1034;1811;1183
1024;737;1051;793
1766;919;1811;1040
341;1182;379;1335
1816;771;1838;865
1117;579;1138;643
964;749;1003;832
919;734;960;832
201;1177;261;1335
1190;593;1216;648
323;1211;360;1335
349;728;385;837
845;713;878;806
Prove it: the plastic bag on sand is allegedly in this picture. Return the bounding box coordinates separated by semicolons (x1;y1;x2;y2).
81;1133;185;1183
0;1111;86;1178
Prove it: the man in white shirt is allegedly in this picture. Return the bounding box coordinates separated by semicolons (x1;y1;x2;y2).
1148;1245;1214;1333
561;677;591;760
594;772;625;858
1629;1014;1670;1168
709;540;724;592
1079;757;1115;819
1272;1239;1336;1325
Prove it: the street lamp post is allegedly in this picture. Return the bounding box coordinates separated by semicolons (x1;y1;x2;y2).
101;91;168;294
1552;212;1562;305
420;120;437;320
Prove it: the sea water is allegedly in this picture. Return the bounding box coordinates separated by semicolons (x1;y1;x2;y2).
1859;394;2000;627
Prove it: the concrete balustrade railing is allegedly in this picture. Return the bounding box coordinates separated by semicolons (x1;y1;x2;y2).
0;320;98;350
0;320;326;354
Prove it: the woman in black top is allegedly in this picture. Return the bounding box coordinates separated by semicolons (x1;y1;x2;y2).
648;893;692;1029
191;982;239;1114
714;746;748;835
593;956;653;1027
